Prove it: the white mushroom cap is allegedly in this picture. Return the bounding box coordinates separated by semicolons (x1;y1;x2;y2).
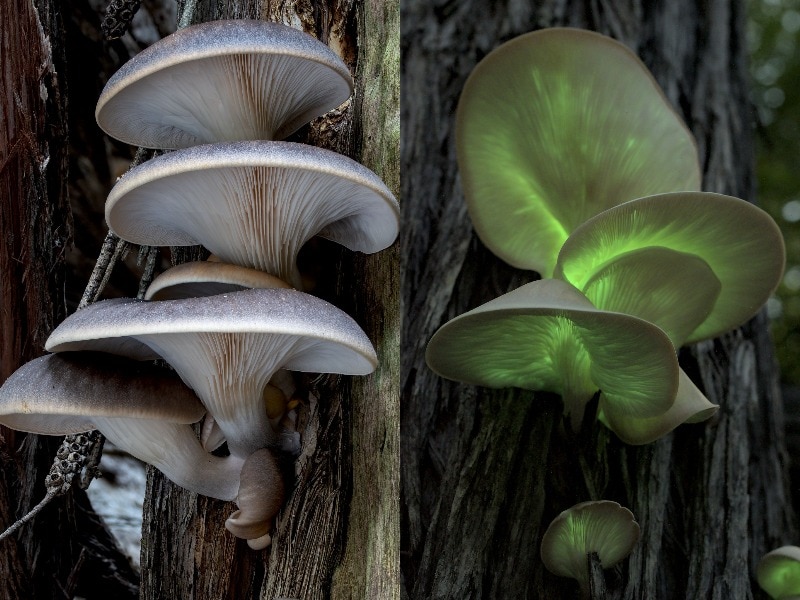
105;141;400;289
145;261;291;301
758;546;800;600
540;500;640;599
0;353;243;500
45;288;377;458
96;20;354;148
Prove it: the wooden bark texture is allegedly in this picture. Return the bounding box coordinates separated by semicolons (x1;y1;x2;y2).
137;1;399;599
401;1;796;599
0;0;139;598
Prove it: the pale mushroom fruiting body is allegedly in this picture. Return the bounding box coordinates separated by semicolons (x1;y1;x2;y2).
757;546;800;600
456;28;700;276
426;279;717;443
145;261;291;301
540;500;640;599
105;141;400;289
553;191;786;345
45;288;377;458
96;20;354;148
0;353;243;500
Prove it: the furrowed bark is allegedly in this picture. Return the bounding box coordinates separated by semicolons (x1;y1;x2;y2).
401;1;796;598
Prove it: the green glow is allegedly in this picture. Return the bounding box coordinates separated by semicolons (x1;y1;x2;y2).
426;280;678;432
758;548;800;600
554;192;786;343
541;501;639;597
456;28;700;276
581;246;721;347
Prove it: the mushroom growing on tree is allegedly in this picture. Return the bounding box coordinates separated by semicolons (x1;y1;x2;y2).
425;279;717;443
45;288;378;459
757;546;800;600
144;260;291;301
104;141;400;289
540;500;640;599
0;353;286;547
553;191;786;345
456;27;700;277
95;19;354;148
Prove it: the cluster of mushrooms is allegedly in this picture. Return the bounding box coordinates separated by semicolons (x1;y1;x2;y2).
425;28;787;595
0;20;398;550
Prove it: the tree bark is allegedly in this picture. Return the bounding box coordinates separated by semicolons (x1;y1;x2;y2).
0;1;139;598
136;2;399;599
401;1;796;599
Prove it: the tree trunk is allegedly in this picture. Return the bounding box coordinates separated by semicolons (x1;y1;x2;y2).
401;1;796;599
0;1;139;598
137;2;400;599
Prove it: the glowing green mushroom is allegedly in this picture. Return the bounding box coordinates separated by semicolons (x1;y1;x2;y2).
540;500;640;599
426;279;685;437
757;546;800;600
553;191;786;345
456;28;700;277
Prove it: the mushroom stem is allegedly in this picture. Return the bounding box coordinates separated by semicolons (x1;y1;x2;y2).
96;418;244;500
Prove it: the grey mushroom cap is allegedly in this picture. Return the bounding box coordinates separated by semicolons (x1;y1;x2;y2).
105;141;400;289
0;353;204;434
145;261;291;300
96;19;353;148
0;353;245;500
45;288;377;457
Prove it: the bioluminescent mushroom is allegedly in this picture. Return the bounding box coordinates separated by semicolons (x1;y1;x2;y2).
456;28;700;277
45;288;377;458
425;279;699;439
553;191;786;345
104;141;400;289
540;500;640;599
145;260;291;301
95;19;354;148
757;546;800;600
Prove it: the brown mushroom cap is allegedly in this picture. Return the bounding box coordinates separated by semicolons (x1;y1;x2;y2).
45;288;377;457
145;261;291;300
0;353;203;433
105;141;400;289
96;20;354;148
0;353;245;500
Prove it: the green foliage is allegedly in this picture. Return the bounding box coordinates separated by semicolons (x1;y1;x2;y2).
750;0;800;384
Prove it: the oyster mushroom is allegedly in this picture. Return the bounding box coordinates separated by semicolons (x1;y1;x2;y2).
540;500;640;599
0;353;242;500
757;546;800;600
553;191;786;345
105;141;400;289
145;261;291;301
456;28;700;277
45;288;377;458
96;19;354;148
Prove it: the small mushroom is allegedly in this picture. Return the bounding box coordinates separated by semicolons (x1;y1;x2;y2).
553;191;786;344
456;28;700;277
45;288;377;458
426;279;680;435
225;448;284;550
540;500;640;599
95;20;354;148
0;353;242;500
145;261;291;301
757;546;800;600
105;141;400;288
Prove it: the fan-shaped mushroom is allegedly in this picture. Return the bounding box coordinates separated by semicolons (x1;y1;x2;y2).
145;261;291;301
540;500;640;599
45;288;377;458
96;19;354;148
456;28;700;277
105;141;400;289
757;546;800;600
553;191;786;345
